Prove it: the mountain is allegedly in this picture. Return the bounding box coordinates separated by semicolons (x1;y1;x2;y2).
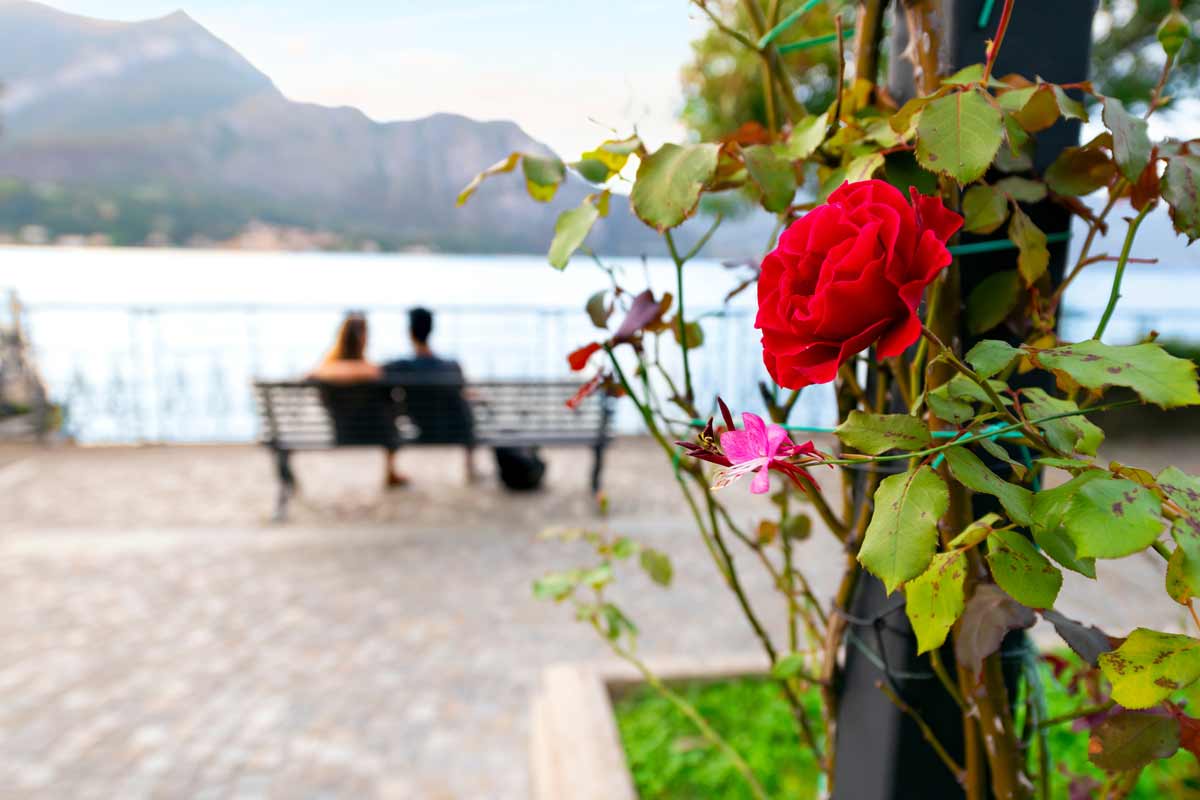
0;1;764;257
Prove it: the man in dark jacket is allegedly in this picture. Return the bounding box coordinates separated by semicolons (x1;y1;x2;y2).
383;308;478;481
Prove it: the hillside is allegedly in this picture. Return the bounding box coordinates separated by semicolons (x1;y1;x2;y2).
0;1;762;256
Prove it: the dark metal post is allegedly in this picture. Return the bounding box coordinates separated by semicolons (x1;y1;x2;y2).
832;3;1098;798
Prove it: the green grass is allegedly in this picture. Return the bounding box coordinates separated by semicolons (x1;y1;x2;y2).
614;662;1200;799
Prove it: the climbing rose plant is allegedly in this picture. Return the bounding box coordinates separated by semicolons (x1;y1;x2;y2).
461;1;1200;797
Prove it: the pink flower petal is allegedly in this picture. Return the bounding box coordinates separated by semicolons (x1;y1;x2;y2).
750;466;772;494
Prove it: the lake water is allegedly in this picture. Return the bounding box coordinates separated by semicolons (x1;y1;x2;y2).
1;229;1196;443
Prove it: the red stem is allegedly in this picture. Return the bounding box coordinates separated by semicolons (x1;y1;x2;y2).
982;0;1015;83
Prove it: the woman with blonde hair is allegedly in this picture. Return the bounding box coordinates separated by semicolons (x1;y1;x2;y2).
309;312;407;487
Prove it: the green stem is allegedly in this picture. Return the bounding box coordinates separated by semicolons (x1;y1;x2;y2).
604;630;768;800
816;399;1139;467
1092;203;1153;341
664;229;695;406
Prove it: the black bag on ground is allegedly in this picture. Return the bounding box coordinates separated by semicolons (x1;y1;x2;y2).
493;446;546;491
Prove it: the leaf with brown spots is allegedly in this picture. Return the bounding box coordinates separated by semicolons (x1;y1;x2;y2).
905;549;968;654
1024;340;1200;410
1099;629;1200;709
986;529;1062;609
858;467;949;595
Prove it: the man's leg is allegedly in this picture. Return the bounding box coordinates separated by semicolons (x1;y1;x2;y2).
464;445;480;484
385;448;409;487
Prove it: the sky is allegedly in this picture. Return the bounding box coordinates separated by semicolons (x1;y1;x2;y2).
43;0;705;158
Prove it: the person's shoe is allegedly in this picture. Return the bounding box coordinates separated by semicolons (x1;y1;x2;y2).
386;472;411;489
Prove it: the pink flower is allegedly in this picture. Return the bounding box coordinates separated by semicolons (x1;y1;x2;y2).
713;412;815;494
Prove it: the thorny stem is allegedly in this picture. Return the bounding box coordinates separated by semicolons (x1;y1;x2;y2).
919;324;1057;455
877;680;967;783
1092;202;1154;341
981;0;1015;84
851;0;889;93
1146;52;1176;120
603;629;768;800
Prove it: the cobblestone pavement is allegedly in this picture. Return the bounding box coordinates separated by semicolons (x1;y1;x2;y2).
0;438;1191;798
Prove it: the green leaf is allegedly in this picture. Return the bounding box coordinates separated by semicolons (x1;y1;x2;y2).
949;512;1003;550
572;158;613;184
1001;115;1032;162
580;135;642;178
521;154;567;202
1089;712;1180;773
456;152;521;206
778;109;830;160
962;183;1009;234
585;291;611;329
1062;477;1164;559
1100;629;1200;709
965;340;1020;379
1009;206;1049;286
995;176;1048;203
928;389;974;425
905;550;968;654
1032;472;1103;577
1025;340;1200;409
915;89;1003;184
1045;146;1117;196
772;652;812;681
639;548;673;587
1167;519;1200;605
672;319;705;350
1002;85;1060;133
1021;387;1104;456
945;447;1034;526
743;145;797;213
1052;85;1088;122
1162;154;1200;242
1159;467;1200;604
548;195;604;269
858;467;950;594
955;583;1036;676
631;143;720;232
967;270;1021;334
834;411;932;455
986;529;1062;608
1103;97;1153;183
845;151;886;183
533;569;582;601
1159;466;1200;519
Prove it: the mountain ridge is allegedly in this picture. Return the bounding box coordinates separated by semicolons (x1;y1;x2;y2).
0;1;763;257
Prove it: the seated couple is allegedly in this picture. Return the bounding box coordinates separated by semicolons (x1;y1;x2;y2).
308;307;476;487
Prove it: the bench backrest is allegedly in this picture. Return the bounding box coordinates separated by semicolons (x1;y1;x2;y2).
254;378;611;450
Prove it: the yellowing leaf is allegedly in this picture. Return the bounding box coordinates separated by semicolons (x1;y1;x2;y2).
1100;629;1200;709
905;550;967;654
456;152;521;206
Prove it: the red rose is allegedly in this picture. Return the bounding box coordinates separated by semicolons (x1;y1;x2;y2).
756;180;962;389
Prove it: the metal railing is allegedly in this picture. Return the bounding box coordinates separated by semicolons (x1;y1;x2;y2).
15;300;1195;444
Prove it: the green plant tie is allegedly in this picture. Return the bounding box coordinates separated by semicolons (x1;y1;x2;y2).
777;27;856;54
978;0;998;29
757;0;827;49
948;230;1071;257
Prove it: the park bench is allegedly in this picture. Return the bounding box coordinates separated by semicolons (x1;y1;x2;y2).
253;377;613;520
